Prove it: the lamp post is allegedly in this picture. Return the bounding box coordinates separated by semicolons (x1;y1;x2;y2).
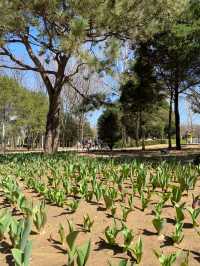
2;120;5;154
1;106;6;154
1;114;17;154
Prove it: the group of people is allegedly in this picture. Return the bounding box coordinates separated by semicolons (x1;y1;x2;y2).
82;138;99;151
77;138;105;151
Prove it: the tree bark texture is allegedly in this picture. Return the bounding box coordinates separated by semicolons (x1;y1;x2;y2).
168;90;173;149
44;91;61;153
174;86;181;150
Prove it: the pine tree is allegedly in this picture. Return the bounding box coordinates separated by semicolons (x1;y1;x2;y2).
0;0;183;153
120;42;164;149
98;109;121;150
151;0;200;149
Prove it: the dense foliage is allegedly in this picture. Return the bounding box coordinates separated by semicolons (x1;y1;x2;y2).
0;0;189;153
0;76;93;150
0;76;48;148
98;100;175;149
98;108;121;149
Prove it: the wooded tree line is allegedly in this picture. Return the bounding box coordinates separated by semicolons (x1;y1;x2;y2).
97;1;200;150
0;76;48;149
97;100;175;150
0;0;200;153
0;76;93;150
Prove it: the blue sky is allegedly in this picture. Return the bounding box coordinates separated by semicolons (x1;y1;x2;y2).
4;42;200;129
87;97;200;128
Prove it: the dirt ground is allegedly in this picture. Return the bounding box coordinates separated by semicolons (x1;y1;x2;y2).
82;144;200;161
0;147;200;266
0;178;200;266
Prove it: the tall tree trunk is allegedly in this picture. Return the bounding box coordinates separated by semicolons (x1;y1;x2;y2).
135;112;140;147
13;136;16;149
168;90;173;149
44;91;61;153
2;121;5;153
80;113;84;142
62;133;65;148
121;126;126;148
141;127;145;151
174;86;181;150
140;111;145;151
2;107;6;154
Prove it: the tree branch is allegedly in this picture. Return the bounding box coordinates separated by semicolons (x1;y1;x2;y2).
65;62;86;81
0;47;56;75
21;35;55;92
0;65;32;71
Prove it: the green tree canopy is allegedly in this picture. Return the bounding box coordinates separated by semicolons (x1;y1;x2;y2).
98;108;121;150
148;0;200;149
0;76;48;148
0;0;185;153
120;42;165;148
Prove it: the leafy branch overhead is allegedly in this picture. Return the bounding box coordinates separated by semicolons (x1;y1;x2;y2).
0;0;188;153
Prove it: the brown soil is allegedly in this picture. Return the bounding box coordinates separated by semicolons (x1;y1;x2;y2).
0;180;200;266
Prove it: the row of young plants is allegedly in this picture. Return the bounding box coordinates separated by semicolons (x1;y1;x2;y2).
0;209;32;266
0;174;92;266
0;173;48;266
0;153;199;265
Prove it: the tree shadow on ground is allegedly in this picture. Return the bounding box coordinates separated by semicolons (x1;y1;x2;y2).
87;147;200;165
